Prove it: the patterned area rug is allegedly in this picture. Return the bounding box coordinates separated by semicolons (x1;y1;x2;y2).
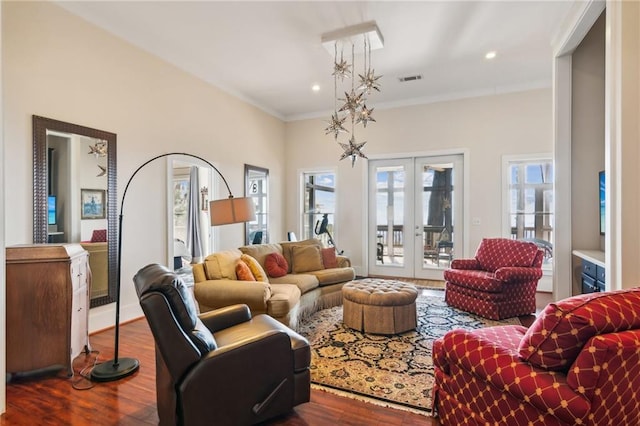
298;291;520;413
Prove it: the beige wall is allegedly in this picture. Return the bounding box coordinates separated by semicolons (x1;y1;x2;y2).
2;2;286;331
571;11;605;252
285;89;553;274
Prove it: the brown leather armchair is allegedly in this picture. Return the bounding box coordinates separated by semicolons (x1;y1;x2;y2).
134;264;311;426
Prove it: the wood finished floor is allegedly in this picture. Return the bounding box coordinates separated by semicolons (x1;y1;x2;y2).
2;318;437;426
2;287;537;425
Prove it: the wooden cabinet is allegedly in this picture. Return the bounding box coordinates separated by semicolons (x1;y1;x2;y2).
6;244;91;377
573;249;606;294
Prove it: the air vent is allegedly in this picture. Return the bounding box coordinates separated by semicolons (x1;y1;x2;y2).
398;74;423;83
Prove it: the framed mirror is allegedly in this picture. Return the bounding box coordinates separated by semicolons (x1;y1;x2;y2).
244;164;269;245
33;115;117;308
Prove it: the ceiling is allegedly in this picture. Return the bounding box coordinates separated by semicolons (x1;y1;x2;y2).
56;1;576;121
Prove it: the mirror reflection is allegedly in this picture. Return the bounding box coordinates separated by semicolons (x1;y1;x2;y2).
244;164;269;245
33;116;117;308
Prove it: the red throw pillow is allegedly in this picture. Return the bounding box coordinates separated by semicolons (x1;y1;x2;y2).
91;229;107;242
235;260;256;281
264;252;288;278
321;247;338;268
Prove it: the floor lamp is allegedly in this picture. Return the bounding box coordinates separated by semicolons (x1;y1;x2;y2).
91;152;256;381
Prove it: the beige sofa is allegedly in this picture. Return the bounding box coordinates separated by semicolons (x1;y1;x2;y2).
192;239;355;329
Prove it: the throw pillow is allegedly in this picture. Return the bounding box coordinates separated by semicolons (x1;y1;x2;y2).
235;260;256;281
91;229;107;243
518;288;640;371
475;238;539;272
240;254;269;282
321;247;338;268
264;252;288;278
291;245;324;273
280;239;322;273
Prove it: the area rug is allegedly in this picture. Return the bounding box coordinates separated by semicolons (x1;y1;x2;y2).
297;291;521;413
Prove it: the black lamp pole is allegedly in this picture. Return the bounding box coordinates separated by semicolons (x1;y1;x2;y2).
91;152;234;381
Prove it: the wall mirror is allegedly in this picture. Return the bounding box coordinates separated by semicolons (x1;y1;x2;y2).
33;115;117;308
244;164;269;245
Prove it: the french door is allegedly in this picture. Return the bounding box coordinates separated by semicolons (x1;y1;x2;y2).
368;155;463;279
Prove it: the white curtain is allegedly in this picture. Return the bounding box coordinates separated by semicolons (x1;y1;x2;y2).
187;166;204;263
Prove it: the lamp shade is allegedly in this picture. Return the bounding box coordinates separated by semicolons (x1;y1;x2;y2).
209;196;256;226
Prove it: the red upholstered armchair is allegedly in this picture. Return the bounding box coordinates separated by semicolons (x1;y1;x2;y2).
444;238;544;320
433;288;640;425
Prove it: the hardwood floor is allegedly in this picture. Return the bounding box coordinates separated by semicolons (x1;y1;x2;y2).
2;318;438;426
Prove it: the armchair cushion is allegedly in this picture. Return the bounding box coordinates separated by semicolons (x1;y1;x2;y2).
135;264;217;355
518;288;640;371
475;238;539;272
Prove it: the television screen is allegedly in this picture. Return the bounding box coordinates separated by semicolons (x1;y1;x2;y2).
599;171;605;235
48;195;56;225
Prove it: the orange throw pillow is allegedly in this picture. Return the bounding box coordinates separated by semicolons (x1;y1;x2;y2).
321;247;338;268
235;260;256;281
264;252;288;278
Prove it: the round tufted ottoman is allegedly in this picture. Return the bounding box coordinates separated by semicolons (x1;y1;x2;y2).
342;278;418;334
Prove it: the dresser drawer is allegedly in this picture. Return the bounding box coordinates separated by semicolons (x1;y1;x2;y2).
582;260;597;279
596;266;605;283
582;274;597;293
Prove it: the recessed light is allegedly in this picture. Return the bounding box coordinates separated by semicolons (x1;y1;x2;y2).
485;51;497;60
311;84;320;92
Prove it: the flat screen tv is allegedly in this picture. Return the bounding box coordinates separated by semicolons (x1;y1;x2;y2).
47;195;57;225
599;171;605;235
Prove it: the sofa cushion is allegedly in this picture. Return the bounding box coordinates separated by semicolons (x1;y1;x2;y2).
518;288;640;371
238;243;282;270
267;284;301;318
443;269;504;292
291;245;324;273
264;252;288;278
280;239;322;273
475;238;539;272
235;260;256;281
240;254;268;282
203;249;243;280
269;273;319;294
321;247;338;268
309;267;356;286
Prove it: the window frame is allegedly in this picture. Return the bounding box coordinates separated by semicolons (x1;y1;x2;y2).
299;169;337;244
501;153;554;270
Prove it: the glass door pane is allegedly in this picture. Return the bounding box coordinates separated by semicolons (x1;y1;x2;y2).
368;159;414;277
414;154;463;279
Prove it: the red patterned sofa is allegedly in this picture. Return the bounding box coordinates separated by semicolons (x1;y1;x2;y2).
444;238;543;320
433;288;640;425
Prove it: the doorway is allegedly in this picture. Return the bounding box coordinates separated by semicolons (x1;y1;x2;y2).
368;154;463;279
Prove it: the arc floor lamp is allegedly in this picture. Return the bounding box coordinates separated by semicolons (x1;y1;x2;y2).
91;152;256;381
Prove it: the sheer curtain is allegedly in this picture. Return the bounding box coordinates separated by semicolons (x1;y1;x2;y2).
187;166;204;263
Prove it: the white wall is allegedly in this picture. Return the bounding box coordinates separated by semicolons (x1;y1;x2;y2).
285;89;553;275
3;1;286;332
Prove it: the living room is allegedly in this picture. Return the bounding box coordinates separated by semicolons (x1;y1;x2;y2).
2;0;639;424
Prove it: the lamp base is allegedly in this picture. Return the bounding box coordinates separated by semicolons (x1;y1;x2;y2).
91;357;140;382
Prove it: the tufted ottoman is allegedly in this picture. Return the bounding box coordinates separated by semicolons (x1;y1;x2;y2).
342;278;418;334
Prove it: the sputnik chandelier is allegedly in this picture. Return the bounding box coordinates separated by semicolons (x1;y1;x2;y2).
322;21;383;167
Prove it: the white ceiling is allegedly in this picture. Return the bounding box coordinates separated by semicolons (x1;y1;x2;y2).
56;1;576;121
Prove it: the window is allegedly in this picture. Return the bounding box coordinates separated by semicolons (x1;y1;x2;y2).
504;156;554;266
302;171;336;245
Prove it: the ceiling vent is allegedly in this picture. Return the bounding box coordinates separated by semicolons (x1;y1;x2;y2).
398;74;423;83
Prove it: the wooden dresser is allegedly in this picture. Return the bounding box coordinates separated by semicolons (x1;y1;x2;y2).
6;244;91;378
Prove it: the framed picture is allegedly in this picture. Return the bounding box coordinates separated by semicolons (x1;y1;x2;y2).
81;188;106;219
